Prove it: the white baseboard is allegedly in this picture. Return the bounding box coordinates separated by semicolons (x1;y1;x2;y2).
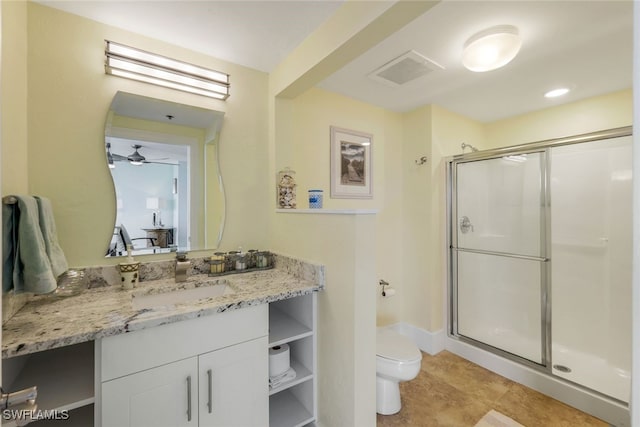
384;322;446;356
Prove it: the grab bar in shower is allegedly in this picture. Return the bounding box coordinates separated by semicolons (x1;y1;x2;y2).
453;247;548;262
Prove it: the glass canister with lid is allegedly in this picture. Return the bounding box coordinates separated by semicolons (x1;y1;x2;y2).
277;167;297;209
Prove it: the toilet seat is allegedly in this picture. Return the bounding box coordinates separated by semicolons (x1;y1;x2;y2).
376;329;421;363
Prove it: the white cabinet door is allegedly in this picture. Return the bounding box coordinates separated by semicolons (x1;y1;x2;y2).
102;357;198;427
199;336;269;427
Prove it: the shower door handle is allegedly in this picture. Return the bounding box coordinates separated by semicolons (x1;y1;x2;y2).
459;216;474;234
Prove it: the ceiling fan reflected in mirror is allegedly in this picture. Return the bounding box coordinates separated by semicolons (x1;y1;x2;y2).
127;144;146;165
105;143;171;167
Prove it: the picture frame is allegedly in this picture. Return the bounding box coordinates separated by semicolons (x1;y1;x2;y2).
330;126;373;199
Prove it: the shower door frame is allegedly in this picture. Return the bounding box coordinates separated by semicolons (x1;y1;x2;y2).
446;126;633;377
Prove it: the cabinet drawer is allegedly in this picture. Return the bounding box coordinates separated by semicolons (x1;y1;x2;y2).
100;304;267;381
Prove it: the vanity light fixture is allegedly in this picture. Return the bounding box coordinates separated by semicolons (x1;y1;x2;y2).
462;25;522;72
105;40;230;100
544;87;570;98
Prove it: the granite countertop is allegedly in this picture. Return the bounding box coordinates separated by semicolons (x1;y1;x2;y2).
2;265;323;359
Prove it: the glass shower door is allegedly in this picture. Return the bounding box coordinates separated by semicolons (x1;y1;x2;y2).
453;152;547;364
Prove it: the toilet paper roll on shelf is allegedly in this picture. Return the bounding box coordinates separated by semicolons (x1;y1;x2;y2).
269;343;290;377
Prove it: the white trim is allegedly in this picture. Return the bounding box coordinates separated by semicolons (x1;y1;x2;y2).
275;209;378;215
384;322;446;356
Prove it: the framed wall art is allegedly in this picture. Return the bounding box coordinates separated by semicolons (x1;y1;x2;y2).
330;126;373;199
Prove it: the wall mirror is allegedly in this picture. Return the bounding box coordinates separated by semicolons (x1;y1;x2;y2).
104;91;225;257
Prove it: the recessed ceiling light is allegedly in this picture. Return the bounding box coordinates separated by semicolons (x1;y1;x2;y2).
544;88;570;98
462;25;522;72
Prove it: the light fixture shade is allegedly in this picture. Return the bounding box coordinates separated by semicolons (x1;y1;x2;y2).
127;145;146;166
105;40;230;100
146;197;160;210
462;25;522;72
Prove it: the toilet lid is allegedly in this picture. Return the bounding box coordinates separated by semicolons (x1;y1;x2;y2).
376;329;422;362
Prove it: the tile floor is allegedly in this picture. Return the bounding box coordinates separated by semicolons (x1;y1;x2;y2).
377;351;610;427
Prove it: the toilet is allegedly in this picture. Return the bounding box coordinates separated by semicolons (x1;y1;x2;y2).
376;328;422;415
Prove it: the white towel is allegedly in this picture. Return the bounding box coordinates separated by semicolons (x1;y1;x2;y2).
269;367;297;389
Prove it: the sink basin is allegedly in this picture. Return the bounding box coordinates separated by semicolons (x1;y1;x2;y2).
132;283;235;310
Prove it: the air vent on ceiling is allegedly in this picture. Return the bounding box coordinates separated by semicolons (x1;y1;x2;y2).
369;50;444;87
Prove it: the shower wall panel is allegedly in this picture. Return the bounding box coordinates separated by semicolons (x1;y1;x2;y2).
550;136;632;402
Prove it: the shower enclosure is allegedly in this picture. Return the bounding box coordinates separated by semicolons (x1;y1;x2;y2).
447;128;632;407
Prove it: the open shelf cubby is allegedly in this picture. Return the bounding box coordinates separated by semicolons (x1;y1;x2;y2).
269;381;315;427
3;341;94;412
268;293;317;427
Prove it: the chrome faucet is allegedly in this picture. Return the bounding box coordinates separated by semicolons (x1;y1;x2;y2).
175;252;190;282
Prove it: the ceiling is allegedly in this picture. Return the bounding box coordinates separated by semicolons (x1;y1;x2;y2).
38;0;633;123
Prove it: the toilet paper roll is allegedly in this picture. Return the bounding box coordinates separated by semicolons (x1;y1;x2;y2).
383;287;396;297
269;344;290;377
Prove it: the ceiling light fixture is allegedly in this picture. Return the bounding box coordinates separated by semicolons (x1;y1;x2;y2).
544;88;570;98
127;144;146;166
105;40;230;100
462;25;522;72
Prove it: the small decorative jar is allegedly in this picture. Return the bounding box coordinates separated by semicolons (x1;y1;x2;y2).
308;189;323;209
247;249;258;269
277;167;297;209
255;251;271;269
235;253;248;271
210;252;226;274
226;251;240;272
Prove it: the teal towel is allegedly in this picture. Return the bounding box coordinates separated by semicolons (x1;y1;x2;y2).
2;203;17;292
3;195;66;294
35;196;68;278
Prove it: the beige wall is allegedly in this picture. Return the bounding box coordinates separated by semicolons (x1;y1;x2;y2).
400;106;432;331
17;3;270;267
485;89;633;148
427;105;485;331
270;212;377;427
270;88;400;425
1;0;30;322
2;1;635;424
400;105;486;332
1;0;28;196
272;87;405;326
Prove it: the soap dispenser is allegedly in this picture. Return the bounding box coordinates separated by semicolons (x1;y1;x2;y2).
118;244;140;290
126;245;135;263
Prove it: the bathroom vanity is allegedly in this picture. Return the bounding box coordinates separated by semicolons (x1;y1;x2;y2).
2;255;322;427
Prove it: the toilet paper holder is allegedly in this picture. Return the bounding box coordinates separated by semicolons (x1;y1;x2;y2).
379;280;390;296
